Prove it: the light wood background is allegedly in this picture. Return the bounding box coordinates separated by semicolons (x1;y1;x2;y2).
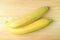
0;0;60;40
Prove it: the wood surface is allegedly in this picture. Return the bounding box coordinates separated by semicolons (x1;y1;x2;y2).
0;0;60;40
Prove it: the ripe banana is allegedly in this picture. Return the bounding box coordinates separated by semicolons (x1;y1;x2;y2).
7;18;52;34
6;6;49;28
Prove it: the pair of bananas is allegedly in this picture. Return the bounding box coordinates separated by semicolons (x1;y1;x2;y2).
6;6;52;34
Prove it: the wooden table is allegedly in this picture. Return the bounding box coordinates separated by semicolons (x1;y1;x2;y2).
0;0;60;40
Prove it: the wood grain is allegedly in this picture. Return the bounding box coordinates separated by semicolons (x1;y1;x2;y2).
0;0;60;40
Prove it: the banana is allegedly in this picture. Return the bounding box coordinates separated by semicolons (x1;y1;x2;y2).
6;6;49;28
7;18;52;34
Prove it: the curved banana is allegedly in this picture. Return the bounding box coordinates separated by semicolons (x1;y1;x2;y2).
6;6;49;28
6;18;52;34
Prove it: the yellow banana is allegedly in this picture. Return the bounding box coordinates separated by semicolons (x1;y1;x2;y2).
6;6;49;28
7;18;52;34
